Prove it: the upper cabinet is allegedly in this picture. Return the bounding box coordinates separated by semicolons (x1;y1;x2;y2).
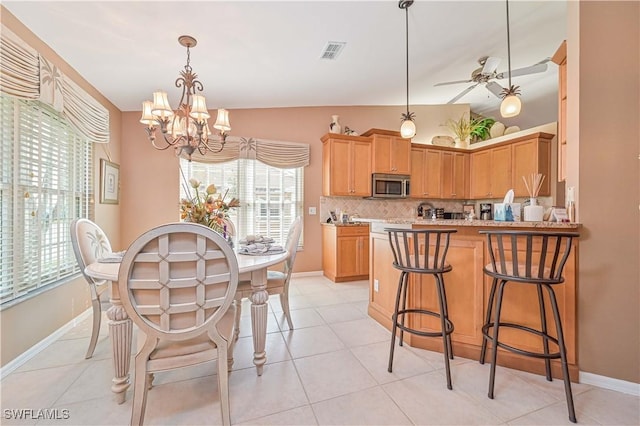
469;132;553;199
552;40;567;182
470;145;512;199
441;151;469;200
410;146;442;198
321;134;372;197
511;135;552;197
362;129;411;175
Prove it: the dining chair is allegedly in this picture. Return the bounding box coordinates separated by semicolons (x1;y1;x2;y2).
118;223;239;426
235;216;302;330
70;218;112;359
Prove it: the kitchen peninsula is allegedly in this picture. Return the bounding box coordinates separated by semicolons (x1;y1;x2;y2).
367;218;581;381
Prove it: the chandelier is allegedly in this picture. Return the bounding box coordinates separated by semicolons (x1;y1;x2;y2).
139;35;230;160
399;0;416;139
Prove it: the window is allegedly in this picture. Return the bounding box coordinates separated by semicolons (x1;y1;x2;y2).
0;95;93;305
180;158;304;247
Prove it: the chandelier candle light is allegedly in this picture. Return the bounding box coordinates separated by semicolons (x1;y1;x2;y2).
522;173;545;221
140;35;231;161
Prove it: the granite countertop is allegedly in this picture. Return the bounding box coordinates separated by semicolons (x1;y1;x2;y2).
354;217;581;229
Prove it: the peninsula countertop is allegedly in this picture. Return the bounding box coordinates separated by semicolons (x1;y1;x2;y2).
351;217;581;230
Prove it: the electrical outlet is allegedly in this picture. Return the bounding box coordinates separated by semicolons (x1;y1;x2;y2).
374;279;379;292
308;206;317;215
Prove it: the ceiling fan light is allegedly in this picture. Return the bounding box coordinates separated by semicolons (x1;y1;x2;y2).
400;118;416;138
500;94;521;118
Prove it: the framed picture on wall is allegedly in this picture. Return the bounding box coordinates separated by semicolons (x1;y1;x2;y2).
100;159;120;204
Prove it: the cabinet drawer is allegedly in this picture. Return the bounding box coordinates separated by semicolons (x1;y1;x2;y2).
336;225;369;237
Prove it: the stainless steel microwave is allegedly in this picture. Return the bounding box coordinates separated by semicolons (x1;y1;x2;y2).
371;173;410;198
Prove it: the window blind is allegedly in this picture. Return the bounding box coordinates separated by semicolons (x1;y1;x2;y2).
0;95;92;305
180;158;304;248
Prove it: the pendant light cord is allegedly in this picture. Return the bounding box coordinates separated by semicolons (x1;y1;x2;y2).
506;0;512;88
405;4;410;114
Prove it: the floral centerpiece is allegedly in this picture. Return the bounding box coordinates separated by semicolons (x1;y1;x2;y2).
180;177;240;237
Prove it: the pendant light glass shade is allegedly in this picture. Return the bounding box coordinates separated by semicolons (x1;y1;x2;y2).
400;118;416;138
500;94;521;117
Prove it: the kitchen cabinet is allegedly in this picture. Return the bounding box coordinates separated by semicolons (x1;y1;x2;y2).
322;224;369;282
321;134;372;197
511;135;552;197
362;129;411;175
410;146;441;198
470;144;512;199
369;230;402;325
441;151;469;199
552;41;567;182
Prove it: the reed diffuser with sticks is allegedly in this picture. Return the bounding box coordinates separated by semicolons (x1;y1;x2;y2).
522;173;545;221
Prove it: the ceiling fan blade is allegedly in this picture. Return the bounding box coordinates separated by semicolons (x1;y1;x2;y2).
481;56;501;75
434;79;473;87
496;62;548;79
486;81;504;99
448;83;480;104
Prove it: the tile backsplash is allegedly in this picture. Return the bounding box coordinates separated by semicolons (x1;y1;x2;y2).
319;197;463;222
318;196;554;223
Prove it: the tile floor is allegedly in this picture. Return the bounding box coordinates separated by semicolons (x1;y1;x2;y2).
1;275;639;425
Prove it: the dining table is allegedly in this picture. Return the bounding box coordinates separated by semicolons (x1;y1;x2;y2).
85;248;288;404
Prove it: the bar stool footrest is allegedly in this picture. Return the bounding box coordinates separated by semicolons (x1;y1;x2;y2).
482;322;561;360
395;308;454;338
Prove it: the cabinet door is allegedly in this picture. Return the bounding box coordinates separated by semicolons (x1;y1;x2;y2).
351;140;373;196
453;152;469;199
424;149;442;198
512;139;551;197
369;233;401;323
391;137;411;174
490;145;512;197
358;236;370;275
372;135;393;174
336;236;360;277
410;147;426;198
328;139;352;196
470;150;492;198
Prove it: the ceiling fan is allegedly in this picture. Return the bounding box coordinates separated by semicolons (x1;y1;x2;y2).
435;56;550;104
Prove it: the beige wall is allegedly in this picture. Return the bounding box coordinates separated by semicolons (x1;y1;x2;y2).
0;8;122;367
568;1;640;383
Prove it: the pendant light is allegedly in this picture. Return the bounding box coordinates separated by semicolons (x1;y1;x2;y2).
500;0;522;118
399;0;416;138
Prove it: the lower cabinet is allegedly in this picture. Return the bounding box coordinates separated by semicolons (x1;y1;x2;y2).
368;225;578;381
322;224;369;282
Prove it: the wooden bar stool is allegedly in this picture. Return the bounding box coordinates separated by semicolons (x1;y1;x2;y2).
479;230;579;423
385;228;457;390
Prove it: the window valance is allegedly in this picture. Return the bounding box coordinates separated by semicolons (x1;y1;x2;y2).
188;137;310;169
0;25;110;144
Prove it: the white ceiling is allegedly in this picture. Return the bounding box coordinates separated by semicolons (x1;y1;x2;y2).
3;1;566;129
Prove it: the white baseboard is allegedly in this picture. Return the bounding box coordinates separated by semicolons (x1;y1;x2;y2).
580;371;640;396
0;308;92;380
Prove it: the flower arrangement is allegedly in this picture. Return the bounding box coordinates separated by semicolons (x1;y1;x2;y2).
180;177;240;236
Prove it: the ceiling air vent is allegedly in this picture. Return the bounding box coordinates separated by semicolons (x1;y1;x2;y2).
320;41;346;60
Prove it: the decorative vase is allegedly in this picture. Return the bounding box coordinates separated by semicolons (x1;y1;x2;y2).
329;115;342;134
523;198;544;222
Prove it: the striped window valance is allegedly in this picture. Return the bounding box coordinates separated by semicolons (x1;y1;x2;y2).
188;137;310;169
0;25;110;144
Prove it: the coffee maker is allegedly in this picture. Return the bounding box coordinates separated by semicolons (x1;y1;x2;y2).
480;203;493;220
